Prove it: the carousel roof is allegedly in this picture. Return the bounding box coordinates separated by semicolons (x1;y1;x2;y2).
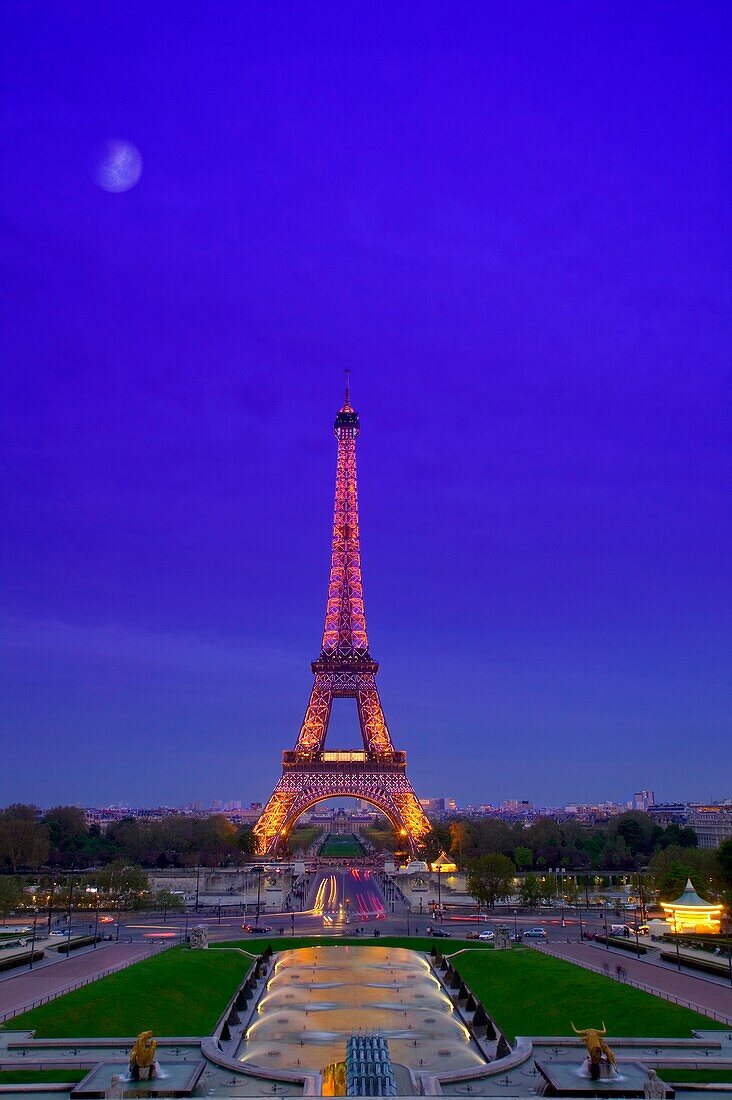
662;878;721;909
430;851;457;871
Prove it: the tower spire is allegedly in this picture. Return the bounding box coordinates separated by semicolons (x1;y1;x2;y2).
344;369;350;408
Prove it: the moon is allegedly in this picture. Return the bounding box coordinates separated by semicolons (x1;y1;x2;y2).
93;139;143;193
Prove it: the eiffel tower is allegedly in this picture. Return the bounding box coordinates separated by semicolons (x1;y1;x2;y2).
254;379;430;856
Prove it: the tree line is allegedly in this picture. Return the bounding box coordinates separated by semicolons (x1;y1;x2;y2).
368;812;732;906
0;804;257;872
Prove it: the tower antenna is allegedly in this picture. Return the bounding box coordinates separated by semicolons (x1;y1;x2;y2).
344;369;350;406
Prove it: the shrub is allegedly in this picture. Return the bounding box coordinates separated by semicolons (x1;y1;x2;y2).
593;934;646;955
56;935;102;954
0;950;44;973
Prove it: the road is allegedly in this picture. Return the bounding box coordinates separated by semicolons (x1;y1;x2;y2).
98;888;636;944
308;866;386;925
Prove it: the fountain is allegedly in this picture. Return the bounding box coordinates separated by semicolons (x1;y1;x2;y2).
237;945;486;1080
70;1032;205;1097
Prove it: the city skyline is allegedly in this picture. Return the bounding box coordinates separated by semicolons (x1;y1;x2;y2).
2;4;730;811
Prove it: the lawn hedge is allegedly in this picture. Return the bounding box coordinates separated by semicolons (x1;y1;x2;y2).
56;935;103;954
593;934;647;955
659;950;731;977
0;949;44;972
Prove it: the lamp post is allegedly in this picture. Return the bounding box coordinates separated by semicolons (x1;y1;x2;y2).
194;865;200;914
254;866;264;928
674;913;681;972
638;871;647;923
603;899;609;950
46;881;55;935
93;895;99;949
64;877;74;959
633;899;640;954
29;915;38;970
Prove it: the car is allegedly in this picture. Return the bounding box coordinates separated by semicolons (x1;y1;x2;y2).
478;929;495;941
49;930;67;936
427;927;451;937
523;927;548;939
241;924;272;933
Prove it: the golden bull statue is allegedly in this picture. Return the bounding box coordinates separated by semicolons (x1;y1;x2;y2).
129;1030;158;1081
571;1022;617;1079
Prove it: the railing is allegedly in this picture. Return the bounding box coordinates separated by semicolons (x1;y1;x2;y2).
281;751;407;770
532;943;732;1026
0;942;172;1025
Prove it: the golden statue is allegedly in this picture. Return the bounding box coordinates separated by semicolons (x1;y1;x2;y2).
129;1030;158;1081
571;1022;617;1080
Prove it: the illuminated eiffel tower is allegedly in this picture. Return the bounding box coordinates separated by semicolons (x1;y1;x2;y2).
254;379;430;856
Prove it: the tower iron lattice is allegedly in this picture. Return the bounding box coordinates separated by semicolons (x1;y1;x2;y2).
254;381;430;856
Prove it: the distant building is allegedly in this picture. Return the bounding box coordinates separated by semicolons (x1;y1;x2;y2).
633;790;655;811
419;797;455;817
686;805;732;849
648;803;690;826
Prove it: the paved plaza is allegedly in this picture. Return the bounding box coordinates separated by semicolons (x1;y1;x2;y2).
0;942;159;1021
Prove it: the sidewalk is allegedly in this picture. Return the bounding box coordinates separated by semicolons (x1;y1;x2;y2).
0;942;157;1022
539;941;732;1023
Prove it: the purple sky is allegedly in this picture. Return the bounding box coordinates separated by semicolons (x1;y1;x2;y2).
1;3;730;810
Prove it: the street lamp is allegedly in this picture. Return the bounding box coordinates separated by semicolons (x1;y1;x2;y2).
64;877;74;959
603;898;609;950
29;915;38;970
46;881;55;935
253;866;264;929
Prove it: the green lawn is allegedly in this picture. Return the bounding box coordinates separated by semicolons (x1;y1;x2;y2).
319;835;365;858
656;1068;732;1084
0;1069;87;1084
455;948;725;1042
3;947;248;1038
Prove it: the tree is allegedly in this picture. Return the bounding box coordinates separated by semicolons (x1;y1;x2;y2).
0;876;23;922
154;889;185;921
648;846;722;901
518;872;542;908
514;846;532;871
449;821;471;864
237;827;257;856
97;860;150;908
467;853;516;909
422;824;452;862
0;805;49;871
716;838;732;886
